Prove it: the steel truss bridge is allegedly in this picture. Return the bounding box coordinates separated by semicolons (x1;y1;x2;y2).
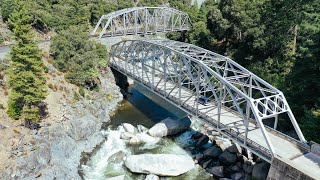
92;7;191;38
110;39;312;162
94;6;320;178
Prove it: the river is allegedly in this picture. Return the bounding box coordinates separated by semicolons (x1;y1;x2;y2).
80;84;213;179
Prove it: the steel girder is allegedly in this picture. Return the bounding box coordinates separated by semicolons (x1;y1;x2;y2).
110;39;307;160
91;7;192;38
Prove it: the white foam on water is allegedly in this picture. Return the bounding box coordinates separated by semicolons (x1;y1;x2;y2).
82;128;129;180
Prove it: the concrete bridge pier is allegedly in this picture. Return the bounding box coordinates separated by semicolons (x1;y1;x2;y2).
111;68;129;95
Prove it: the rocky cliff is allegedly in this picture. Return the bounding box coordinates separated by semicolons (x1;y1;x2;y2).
0;66;122;179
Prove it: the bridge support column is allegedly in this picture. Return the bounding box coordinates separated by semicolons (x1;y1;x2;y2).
111;67;129;94
267;157;315;180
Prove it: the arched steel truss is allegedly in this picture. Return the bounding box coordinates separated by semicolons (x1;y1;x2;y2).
110;39;308;161
91;7;192;38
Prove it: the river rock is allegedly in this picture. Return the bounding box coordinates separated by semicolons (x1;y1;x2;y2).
148;117;191;137
137;125;149;133
201;159;213;169
136;133;161;145
216;138;232;151
218;151;237;165
194;154;205;164
196;135;209;147
209;166;225;177
231;172;244;180
192;132;203;139
120;132;135;140
145;174;160;180
108;151;126;164
242;160;254;174
123;123;138;134
226;143;242;154
231;162;242;172
124;154;195;176
128;136;142;145
252;161;270;180
203;146;222;158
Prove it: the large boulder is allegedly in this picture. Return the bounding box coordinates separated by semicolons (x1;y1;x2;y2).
120;132;135;140
209;166;225;178
128;136;143;145
148;117;191;137
195;135;209;147
124;154;195;176
123;123;138;134
218;151;237;165
226;143;242;154
252;161;270;180
203;146;223;158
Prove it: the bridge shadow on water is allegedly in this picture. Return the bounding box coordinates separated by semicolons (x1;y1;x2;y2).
109;84;187;128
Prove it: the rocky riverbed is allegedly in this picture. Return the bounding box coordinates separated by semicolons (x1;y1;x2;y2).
81;113;271;180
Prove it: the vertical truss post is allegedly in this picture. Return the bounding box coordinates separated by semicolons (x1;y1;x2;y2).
152;57;155;90
196;65;200;117
244;76;253;145
218;84;223;129
164;55;167;96
178;58;182;105
155;9;158;33
171;14;174;31
134;11;138;35
145;9;148;34
274;115;278;130
123;14;126;35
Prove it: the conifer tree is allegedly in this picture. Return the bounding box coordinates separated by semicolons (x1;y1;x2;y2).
7;0;47;128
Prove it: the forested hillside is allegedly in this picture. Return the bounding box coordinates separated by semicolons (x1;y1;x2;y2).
167;0;320;143
0;0;319;142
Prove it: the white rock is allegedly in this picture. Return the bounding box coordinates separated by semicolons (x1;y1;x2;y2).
129;136;142;145
148;117;191;137
124;154;195;176
120;132;135;140
136;133;161;146
123;123;138;134
137;124;149;133
145;174;160;180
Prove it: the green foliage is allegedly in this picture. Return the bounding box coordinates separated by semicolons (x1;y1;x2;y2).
0;0;15;22
0;35;4;44
79;87;85;97
50;25;107;89
7;0;47;125
300;109;320;143
73;91;81;101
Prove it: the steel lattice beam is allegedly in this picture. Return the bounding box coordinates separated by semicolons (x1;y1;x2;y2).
91;7;192;38
110;39;308;161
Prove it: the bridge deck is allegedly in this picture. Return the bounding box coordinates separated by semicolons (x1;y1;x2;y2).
112;59;320;179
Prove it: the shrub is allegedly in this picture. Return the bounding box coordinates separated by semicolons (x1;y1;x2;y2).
73;92;81;101
79;87;85;97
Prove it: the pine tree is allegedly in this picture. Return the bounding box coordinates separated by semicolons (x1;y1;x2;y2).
7;0;47;128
